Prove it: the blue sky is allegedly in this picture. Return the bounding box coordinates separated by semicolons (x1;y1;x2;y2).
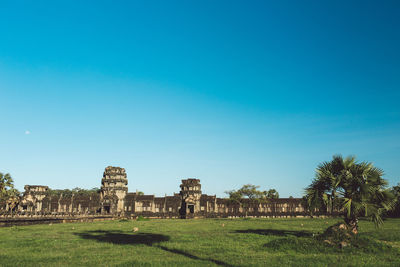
1;1;399;197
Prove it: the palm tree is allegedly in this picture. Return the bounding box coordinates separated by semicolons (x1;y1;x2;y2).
0;172;20;215
305;155;395;233
340;161;395;233
389;183;400;217
0;172;15;200
305;177;328;216
305;155;355;215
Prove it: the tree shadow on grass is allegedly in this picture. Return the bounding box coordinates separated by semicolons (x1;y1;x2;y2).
158;246;234;267
75;230;234;267
234;229;313;237
75;230;170;245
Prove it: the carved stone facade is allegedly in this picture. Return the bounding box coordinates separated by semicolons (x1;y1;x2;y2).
1;166;308;218
180;179;202;218
19;185;49;212
100;166;128;215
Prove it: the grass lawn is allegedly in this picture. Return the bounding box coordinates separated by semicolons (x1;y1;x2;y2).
0;217;399;266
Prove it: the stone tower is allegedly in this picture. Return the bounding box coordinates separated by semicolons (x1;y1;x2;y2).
19;185;48;212
179;178;201;218
100;166;128;214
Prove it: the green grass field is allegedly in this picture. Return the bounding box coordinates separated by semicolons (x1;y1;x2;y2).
0;218;399;266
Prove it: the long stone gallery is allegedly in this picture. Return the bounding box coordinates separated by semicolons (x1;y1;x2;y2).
2;166;306;220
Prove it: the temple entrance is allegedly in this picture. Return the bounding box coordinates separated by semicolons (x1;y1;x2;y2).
103;205;110;214
188;204;194;214
179;203;195;218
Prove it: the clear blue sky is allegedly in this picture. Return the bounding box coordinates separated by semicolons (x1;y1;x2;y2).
1;1;399;197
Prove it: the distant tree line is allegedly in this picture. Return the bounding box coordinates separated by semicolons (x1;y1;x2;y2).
0;172;101;203
46;187;101;197
225;184;280;216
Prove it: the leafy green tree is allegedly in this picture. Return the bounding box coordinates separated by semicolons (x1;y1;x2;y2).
0;172;20;214
305;155;395;233
225;184;266;216
264;189;279;199
0;172;20;199
0;172;13;199
238;184;262;200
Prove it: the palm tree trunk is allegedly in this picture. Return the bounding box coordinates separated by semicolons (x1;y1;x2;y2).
331;190;335;215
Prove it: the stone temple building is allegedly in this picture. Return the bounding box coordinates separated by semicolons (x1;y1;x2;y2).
4;166;307;218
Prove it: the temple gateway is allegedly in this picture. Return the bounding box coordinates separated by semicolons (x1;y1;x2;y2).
6;166;306;218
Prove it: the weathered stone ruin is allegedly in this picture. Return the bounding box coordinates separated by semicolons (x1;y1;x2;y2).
19;185;49;212
1;166;308;219
180;178;202;218
100;166;128;214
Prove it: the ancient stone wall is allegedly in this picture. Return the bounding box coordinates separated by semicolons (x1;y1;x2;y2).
1;166;317;220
